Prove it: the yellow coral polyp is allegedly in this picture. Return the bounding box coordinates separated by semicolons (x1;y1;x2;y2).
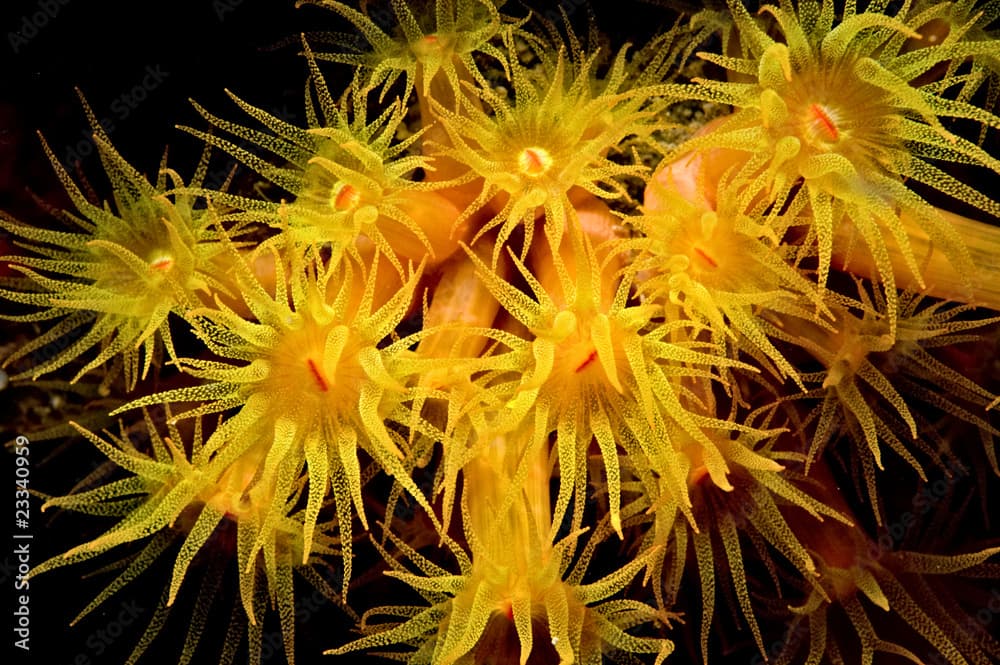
657;0;1000;341
759;51;900;174
113;244;440;601
0;97;225;390
332;432;673;665
305;0;508;103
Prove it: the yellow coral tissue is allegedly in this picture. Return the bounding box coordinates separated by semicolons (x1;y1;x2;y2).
3;1;1000;664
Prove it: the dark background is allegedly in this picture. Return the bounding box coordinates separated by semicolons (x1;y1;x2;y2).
0;0;314;222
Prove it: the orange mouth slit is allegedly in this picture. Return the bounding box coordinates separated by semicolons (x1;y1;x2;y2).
808;103;839;142
694;247;718;268
334;184;360;211
149;257;174;272
575;350;598;373
306;358;329;392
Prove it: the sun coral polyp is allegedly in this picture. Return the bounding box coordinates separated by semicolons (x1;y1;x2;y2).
0;97;228;390
635;176;823;386
331;431;673;665
115;244;440;596
430;29;674;263
654;0;1000;330
180;62;464;272
30;411;349;664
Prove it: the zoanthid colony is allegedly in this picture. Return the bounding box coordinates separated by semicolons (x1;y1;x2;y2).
3;0;1000;663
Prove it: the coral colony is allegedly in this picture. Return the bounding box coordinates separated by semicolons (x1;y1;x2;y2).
4;0;1000;663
